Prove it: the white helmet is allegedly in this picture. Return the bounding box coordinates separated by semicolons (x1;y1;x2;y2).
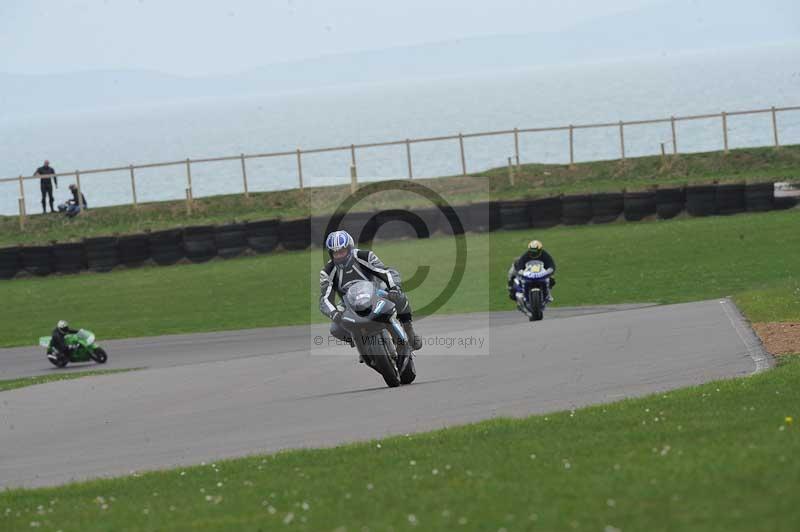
326;230;355;268
57;320;69;332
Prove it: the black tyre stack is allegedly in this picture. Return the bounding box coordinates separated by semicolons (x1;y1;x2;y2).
245;219;280;253
85;237;119;272
0;247;20;279
623;191;656;221
53;243;85;274
715;183;746;215
20;246;53;276
744;182;774;212
183;226;217;262
215;223;248;259
528;197;562;229
591;193;624;224
686;185;717;217
118;234;150;267
148;229;184;265
561;194;592;225
656;187;685;220
373;209;428;241
497;200;531;230
279;218;311;250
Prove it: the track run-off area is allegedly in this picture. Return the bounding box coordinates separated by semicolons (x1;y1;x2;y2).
0;299;769;489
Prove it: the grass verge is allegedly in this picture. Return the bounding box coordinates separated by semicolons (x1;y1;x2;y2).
1;144;798;247
0;369;138;393
1;359;797;531
1;208;798;348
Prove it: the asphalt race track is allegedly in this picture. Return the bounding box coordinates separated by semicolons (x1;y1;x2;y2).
0;300;769;489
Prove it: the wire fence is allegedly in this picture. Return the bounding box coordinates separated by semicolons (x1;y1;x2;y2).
3;104;798;227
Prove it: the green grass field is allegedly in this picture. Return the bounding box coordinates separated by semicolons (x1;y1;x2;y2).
2;144;798;247
2;208;798;348
1;359;797;531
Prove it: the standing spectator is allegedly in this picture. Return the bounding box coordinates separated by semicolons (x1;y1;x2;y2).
34;159;57;214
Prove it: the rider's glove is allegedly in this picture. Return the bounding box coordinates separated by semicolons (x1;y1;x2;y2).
387;287;401;302
330;310;343;323
546;268;554;275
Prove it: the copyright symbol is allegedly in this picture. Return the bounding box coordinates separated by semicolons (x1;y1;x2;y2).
320;180;467;319
313;336;324;346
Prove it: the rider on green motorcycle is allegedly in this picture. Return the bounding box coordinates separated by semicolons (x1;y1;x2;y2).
49;320;78;361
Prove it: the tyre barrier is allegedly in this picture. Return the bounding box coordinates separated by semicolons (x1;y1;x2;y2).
338;211;380;243
656;187;685;220
279;218;311;250
591;193;624;224
148;228;184;265
20;246;53;276
183;225;217;263
53;243;85;274
85;237;119;272
561;194;592;225
745;182;774;212
118;234;150;267
623;191;657;221
686;185;717;217
373;209;431;241
1;180;792;281
715;183;746;215
245;219;280;253
497;200;531;230
215;223;248;259
464;202;496;233
440;204;468;235
0;246;20;279
528;197;562;229
774;195;799;210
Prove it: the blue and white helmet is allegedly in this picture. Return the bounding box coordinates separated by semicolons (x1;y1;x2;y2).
326;230;355;268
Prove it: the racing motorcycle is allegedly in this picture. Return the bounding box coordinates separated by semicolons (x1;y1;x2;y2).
512;260;553;322
40;329;108;368
340;280;417;388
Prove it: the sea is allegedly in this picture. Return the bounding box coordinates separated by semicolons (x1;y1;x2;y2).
1;43;799;216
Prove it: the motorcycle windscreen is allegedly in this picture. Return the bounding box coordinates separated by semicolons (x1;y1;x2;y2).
344;281;376;312
76;329;96;345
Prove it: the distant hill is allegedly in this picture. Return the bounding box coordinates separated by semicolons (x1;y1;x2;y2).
1;0;797;117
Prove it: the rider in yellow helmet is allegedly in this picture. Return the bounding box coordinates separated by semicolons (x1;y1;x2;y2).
507;239;557;302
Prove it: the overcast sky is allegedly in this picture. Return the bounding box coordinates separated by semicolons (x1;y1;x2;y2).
1;0;666;76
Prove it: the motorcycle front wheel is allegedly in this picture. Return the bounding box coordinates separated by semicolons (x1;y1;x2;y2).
91;347;108;364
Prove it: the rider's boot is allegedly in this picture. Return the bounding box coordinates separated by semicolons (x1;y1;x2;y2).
402;320;422;351
544;285;554;303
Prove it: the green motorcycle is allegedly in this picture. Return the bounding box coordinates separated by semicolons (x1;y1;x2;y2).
40;329;108;368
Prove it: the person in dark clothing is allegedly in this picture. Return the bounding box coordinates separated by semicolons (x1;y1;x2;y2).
35;160;57;214
507;239;557;302
320;230;422;354
48;320;79;365
64;184;87;218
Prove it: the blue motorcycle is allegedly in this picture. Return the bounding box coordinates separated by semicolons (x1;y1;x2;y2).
512;260;553;321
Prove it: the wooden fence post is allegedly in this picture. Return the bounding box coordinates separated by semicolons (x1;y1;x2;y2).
240;154;249;197
185;159;193;201
507;157;515;187
76;170;83;211
350;164;358;193
618;121;626;162
671;116;678;154
513;128;520;169
406;139;413;179
569;125;575;168
722;112;729;153
296;149;304;190
18;174;26;217
129;165;138;209
458;133;467;176
771;106;780;148
19;198;25;229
